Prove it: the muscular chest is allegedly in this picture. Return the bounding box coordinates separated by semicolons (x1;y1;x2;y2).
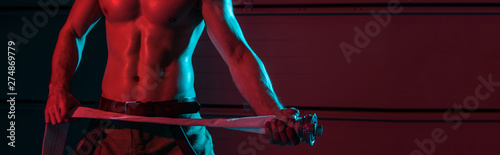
99;0;199;24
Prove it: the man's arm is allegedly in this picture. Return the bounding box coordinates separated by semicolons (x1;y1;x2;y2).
201;0;282;115
45;0;102;125
201;0;300;145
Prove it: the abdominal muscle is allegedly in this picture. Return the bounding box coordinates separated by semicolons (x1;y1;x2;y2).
100;16;204;102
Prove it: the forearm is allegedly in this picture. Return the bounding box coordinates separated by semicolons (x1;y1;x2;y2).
228;47;284;116
201;0;285;115
49;27;84;92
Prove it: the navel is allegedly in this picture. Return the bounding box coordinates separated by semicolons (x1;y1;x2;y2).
132;75;140;82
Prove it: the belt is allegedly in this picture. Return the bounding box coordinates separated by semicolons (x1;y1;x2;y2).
97;96;199;155
98;96;201;116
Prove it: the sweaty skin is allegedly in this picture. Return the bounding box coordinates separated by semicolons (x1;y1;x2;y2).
45;0;300;146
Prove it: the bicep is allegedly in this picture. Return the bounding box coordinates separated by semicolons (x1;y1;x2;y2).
201;0;250;61
62;0;102;38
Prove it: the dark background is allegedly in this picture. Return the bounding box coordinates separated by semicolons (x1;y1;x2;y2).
1;0;500;154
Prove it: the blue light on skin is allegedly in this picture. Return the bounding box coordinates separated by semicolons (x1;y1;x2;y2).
208;0;284;112
176;19;206;99
74;17;101;73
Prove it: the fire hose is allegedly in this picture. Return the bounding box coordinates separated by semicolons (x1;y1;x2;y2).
42;107;323;155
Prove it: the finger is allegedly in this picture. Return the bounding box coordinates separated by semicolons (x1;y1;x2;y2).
277;108;299;124
278;107;297;115
271;119;284;146
285;108;300;120
265;121;276;144
61;106;69;123
49;109;57;125
44;108;50;124
283;107;298;115
54;107;63;124
277;120;290;145
287;127;300;146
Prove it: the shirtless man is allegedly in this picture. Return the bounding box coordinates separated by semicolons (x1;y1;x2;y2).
44;0;300;154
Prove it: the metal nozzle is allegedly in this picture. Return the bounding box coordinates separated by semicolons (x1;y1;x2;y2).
316;124;323;136
294;113;323;146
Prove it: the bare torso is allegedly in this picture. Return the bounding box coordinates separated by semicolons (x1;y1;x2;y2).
99;0;204;102
47;1;291;142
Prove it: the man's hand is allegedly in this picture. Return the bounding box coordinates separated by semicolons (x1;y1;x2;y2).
265;108;301;146
44;88;81;125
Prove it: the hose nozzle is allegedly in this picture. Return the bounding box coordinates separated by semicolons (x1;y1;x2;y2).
293;113;323;145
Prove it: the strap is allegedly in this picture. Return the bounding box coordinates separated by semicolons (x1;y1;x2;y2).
42;123;69;155
42;107;277;155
